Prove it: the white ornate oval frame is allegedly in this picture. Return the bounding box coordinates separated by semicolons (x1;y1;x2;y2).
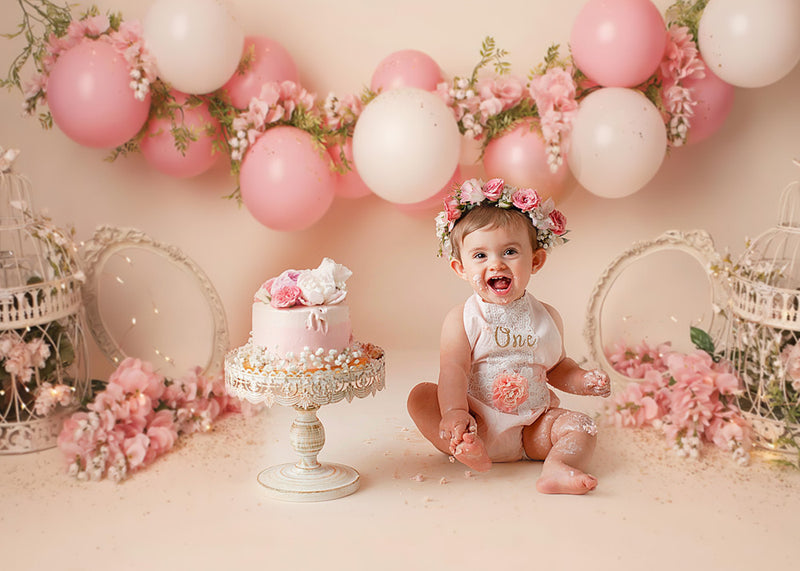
583;229;724;388
81;226;229;376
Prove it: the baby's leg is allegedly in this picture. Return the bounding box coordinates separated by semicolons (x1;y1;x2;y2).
406;382;491;472
523;408;598;495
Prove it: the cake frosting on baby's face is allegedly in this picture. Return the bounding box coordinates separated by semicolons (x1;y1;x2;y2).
251;258;353;360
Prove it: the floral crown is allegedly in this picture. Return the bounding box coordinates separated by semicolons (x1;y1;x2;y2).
435;178;568;258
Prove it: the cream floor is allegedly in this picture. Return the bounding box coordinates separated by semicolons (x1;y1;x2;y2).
2;349;799;570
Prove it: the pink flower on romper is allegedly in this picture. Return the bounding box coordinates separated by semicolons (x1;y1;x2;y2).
491;372;529;413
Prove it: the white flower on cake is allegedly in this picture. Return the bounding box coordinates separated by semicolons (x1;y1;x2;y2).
296;258;352;306
254;257;352;308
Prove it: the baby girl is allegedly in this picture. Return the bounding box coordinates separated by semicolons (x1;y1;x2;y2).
407;178;610;494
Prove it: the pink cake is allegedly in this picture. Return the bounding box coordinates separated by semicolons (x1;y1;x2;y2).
250;258;353;359
251;303;351;357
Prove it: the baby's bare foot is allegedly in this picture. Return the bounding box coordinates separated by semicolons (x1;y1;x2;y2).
536;460;597;495
452;432;492;472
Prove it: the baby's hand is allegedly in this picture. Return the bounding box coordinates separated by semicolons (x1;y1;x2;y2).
583;369;611;397
439;409;476;454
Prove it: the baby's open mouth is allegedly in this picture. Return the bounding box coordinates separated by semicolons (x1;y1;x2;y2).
487;276;512;294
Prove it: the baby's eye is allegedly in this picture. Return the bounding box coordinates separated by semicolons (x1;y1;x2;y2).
504;248;518;256
472;252;486;260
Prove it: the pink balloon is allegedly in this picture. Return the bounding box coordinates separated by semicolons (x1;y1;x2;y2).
239;126;336;231
682;62;735;145
397;166;461;216
140;92;221;178
570;0;667;87
370;49;443;93
328;139;373;199
46;39;151;148
222;36;299;109
482;120;574;202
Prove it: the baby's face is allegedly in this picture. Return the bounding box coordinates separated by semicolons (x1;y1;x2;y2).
451;223;543;305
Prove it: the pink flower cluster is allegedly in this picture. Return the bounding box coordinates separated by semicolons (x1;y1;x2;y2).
34;382;76;416
492;371;529;413
606;339;672;379
658;25;705;147
229;81;316;161
606;341;752;464
0;333;51;384
435;76;526;139
24;14;156;113
323;92;363;131
57;358;258;482
528;67;579;172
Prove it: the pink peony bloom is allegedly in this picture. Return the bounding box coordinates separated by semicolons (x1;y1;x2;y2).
478;76;525;112
529;67;577;113
491;372;529;413
481;178;505;201
511;188;541;212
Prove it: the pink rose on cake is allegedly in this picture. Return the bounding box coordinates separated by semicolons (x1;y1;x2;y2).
298;258;352;305
254;269;303;308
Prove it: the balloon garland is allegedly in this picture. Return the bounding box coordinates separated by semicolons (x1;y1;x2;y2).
2;0;800;231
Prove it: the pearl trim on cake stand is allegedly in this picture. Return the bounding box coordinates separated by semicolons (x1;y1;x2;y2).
224;341;385;502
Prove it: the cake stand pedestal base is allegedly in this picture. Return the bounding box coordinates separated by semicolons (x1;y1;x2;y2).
257;405;360;502
257;462;360;502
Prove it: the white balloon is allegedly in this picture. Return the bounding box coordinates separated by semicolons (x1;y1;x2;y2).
144;0;244;94
567;88;666;199
698;0;800;88
352;88;461;204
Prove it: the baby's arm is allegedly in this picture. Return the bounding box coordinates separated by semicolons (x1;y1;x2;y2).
437;304;476;452
543;302;611;398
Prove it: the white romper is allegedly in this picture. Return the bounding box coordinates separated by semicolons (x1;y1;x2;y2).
463;292;563;461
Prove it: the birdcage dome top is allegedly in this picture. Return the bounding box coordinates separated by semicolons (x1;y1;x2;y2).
0;155;83;329
728;176;800;331
736;180;800;289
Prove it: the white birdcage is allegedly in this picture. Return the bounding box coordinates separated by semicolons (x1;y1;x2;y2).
0;151;89;453
720;178;800;458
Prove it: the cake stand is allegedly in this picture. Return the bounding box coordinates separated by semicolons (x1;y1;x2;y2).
224;342;385;502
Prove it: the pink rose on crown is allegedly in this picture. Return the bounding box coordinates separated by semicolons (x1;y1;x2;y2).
549;209;567;235
491;371;529;413
511;188;541;212
482;178;505;201
444;194;462;225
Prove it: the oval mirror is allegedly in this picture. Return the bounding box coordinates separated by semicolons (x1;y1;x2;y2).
82;226;228;378
584;230;725;389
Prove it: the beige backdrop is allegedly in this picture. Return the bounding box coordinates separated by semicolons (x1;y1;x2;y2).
1;0;798;380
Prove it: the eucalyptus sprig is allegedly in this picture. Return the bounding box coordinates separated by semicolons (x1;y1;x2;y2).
468;36;510;87
1;0;73;92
